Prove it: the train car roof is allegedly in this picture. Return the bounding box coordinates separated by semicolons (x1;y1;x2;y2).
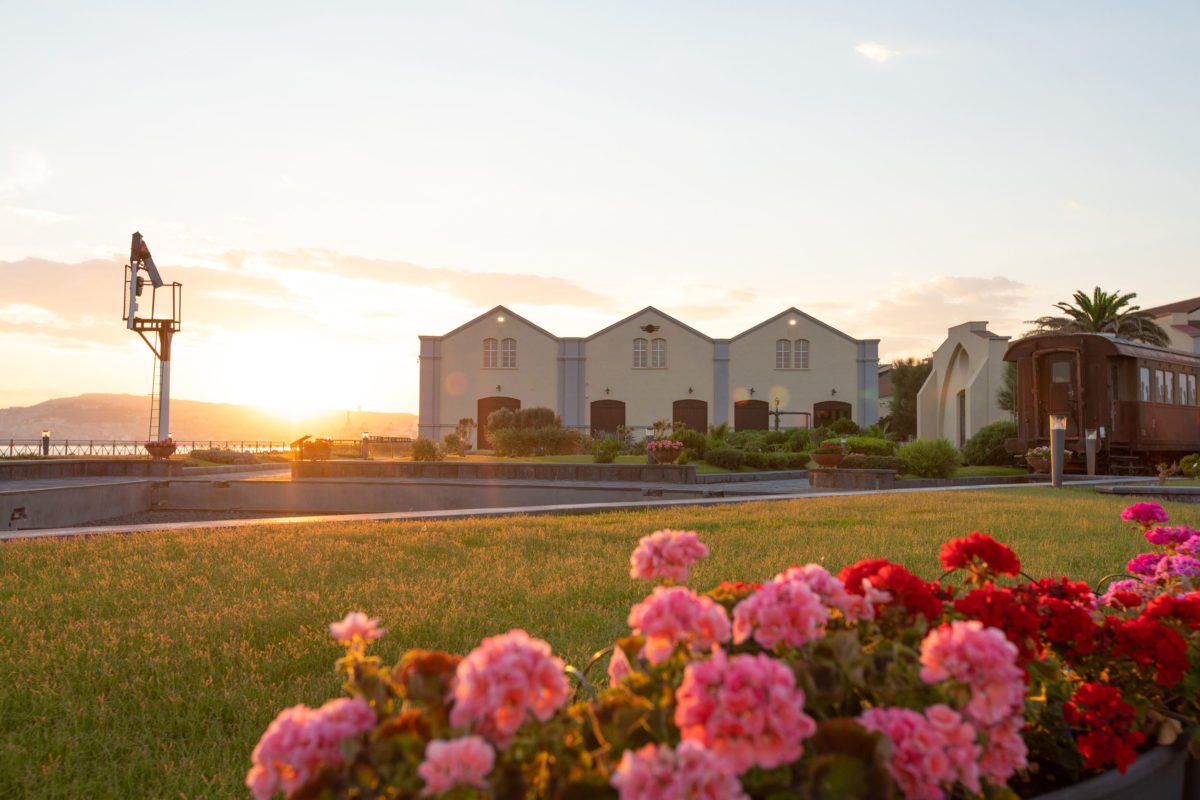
1004;332;1200;367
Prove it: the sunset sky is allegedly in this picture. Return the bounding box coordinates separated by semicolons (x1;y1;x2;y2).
2;2;1197;413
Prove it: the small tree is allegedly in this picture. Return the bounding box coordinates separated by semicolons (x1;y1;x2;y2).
886;358;932;439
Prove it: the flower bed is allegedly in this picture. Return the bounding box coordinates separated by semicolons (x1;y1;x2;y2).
248;509;1200;799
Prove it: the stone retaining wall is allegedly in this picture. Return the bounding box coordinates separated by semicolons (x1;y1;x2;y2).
291;460;699;484
809;468;897;490
0;459;184;481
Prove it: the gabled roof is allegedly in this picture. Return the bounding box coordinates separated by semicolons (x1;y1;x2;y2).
730;307;875;345
431;305;559;341
585;306;714;342
1144;296;1200;316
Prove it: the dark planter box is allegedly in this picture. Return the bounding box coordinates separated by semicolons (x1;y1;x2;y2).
809;468;897;491
1030;743;1186;800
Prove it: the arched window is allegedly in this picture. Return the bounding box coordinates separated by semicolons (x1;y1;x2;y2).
794;339;810;369
775;339;792;369
483;338;498;368
651;338;666;368
501;338;517;368
633;337;648;368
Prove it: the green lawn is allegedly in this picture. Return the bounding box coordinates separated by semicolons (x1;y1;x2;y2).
2;488;1197;798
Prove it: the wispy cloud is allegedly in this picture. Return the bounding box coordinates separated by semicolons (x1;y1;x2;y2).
855;41;901;64
3;205;74;223
0;150;52;200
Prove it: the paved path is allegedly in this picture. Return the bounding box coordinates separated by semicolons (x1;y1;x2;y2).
0;476;1157;542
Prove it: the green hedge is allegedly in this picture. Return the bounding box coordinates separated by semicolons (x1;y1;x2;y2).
821;436;896;456
1182;454;1200;478
898;438;960;478
840;454;911;472
592;437;621;464
411;438;443;461
492;426;589;457
961;421;1018;466
704;447;745;470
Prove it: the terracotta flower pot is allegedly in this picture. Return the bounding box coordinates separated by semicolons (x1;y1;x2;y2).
1026;455;1050;473
812;452;844;468
651;448;682;464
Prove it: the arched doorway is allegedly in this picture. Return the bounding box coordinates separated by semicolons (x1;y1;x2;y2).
476;396;520;450
590;399;626;436
734;399;769;431
813;400;852;428
672;399;708;434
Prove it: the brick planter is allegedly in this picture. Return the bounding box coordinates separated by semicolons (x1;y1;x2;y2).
291;460;699;484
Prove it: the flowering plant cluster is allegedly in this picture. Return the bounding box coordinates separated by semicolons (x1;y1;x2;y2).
145;437;175;446
249;507;1200;799
645;439;684;453
1025;445;1072;459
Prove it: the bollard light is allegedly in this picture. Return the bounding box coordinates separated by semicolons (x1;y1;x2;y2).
1049;414;1067;488
41;429;49;438
1085;428;1098;477
362;431;370;439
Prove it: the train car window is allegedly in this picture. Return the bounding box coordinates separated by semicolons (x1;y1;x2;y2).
1190;374;1198;406
1154;369;1166;403
1164;372;1175;404
1186;374;1197;406
1139;367;1151;401
1050;361;1071;383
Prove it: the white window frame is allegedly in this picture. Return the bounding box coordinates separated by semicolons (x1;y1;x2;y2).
651;338;666;369
775;339;792;369
483;338;498;368
501;338;517;369
633;338;648;368
794;339;810;369
1139;367;1151;402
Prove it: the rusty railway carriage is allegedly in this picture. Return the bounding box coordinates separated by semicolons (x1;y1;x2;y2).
1004;333;1200;473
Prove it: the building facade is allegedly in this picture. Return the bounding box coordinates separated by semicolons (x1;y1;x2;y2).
916;321;1011;446
1146;297;1200;355
419;306;880;447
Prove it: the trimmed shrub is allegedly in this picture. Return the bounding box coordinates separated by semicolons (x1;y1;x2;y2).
514;407;558;429
676;429;707;459
786;429;814;452
727;430;769;452
486;407;516;432
840;454;911;472
411;437;442;462
1182;453;1200;478
704;447;746;470
829;417;861;436
592;437;621;464
898;438;960;478
770;452;810;470
188;448;256;465
492;426;588;457
821;436;895;456
961;421;1019;466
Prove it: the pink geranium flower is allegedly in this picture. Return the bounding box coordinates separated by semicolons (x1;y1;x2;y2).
628;586;731;664
777;563;875;621
449;629;569;748
860;705;982;800
612;741;747;800
1121;502;1169;529
246;697;376;800
630;529;710;583
674;648;816;774
732;574;829;650
417;736;495;795
329;611;385;644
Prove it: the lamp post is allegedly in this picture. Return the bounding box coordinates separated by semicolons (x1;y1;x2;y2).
1050;414;1067;489
41;429;50;457
361;431;370;460
1085;428;1098;477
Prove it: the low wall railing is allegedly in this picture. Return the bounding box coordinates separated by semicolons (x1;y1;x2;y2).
1;440;291;458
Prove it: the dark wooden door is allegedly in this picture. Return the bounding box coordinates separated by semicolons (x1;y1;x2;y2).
1039;354;1079;437
734;399;769;431
813;400;852;428
476;396;520;450
672;399;708;434
590;399;626;436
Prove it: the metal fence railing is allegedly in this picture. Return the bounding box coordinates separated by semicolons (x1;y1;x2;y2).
1;440;291;458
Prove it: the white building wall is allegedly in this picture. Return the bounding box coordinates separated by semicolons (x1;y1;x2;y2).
728;314;861;426
917;321;1011;444
1155;311;1200;355
584;309;714;431
433;311;560;445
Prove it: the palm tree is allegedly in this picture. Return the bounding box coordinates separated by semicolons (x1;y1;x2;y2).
1026;287;1170;346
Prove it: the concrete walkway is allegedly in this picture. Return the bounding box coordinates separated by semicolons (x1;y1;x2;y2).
0;475;1157;542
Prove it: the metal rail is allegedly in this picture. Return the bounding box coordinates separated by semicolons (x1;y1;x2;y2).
1;440;291;457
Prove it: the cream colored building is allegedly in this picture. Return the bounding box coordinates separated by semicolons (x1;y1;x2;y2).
419;306;880;448
1146;297;1200;355
916;321;1011;446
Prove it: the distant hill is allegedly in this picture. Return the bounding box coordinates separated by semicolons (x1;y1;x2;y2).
0;394;418;442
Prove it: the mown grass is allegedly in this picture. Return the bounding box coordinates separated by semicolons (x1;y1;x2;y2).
1;488;1197;798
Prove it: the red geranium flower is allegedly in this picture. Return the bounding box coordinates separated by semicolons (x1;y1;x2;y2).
1110;591;1144;610
1063;683;1145;774
1112;615;1190;687
954;585;1041;666
838;559;890;594
1029;577;1095;605
1143;592;1200;630
1037;597;1099;663
938;532;1021;584
839;559;943;622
